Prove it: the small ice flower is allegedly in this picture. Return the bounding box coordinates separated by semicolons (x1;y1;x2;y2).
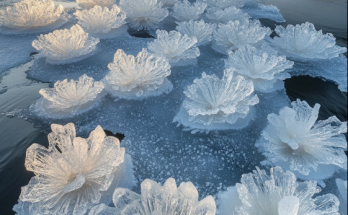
270;22;347;61
225;45;294;93
32;24;100;64
76;0;117;9
148;30;200;66
176;20;215;46
103;48;172;99
172;0;207;22
336;179;347;215
158;0;179;7
202;0;247;9
205;6;250;24
120;0;169;30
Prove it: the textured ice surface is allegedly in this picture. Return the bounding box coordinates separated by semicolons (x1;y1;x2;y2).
158;0;179;7
242;3;285;23
176;20;215;46
205;6;250;24
202;0;247;9
172;0;207;22
76;0;116;9
336;179;347;215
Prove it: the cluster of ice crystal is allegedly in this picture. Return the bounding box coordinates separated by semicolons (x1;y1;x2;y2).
176;20;215;46
89;178;216;215
74;5;127;39
205;6;250;24
218;167;340;215
76;0;117;9
202;0;247;9
0;0;69;34
32;25;100;64
336;179;347;215
225;45;294;93
212;19;271;54
158;0;179;7
270;22;347;61
103;48;172;99
148;30;200;66
172;0;207;22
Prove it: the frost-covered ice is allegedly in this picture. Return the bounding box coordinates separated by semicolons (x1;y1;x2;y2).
171;0;207;22
336;179;347;215
205;6;250;24
202;0;247;9
158;0;179;7
176;20;215;46
242;3;285;23
76;0;116;9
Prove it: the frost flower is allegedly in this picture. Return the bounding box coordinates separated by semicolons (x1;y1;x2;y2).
176;20;215;46
148;30;200;66
74;5;127;39
270;22;347;61
336;179;347;215
202;0;247;9
205;6;250;24
225;45;294;93
103;49;172;99
172;0;207;22
217;167;340;215
76;0;117;9
32;25;99;64
89;178;216;215
0;0;69;34
158;0;179;7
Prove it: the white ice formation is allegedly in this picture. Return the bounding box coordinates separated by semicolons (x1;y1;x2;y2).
148;30;200;66
205;6;250;24
270;22;347;61
217;167;340;215
103;48;172;99
172;0;207;22
119;0;169;30
74;5;127;39
0;0;69;34
176;20;215;46
336;179;347;215
174;69;259;133
13;123;132;215
225;45;294;93
212;19;271;54
76;0;117;9
89;178;216;215
256;99;347;183
202;0;247;9
158;0;179;7
32;25;100;64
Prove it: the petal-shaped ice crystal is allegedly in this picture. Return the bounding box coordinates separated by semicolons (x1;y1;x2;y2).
205;6;250;24
172;0;207;22
336;179;347;215
76;0;117;9
176;20;215;46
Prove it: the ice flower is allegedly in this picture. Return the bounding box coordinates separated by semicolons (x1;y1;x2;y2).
270;22;347;61
202;0;247;9
32;24;99;64
103;48;172;99
76;0;117;9
158;0;179;7
89;178;216;215
174;69;259;133
336;179;347;215
119;0;169;30
148;30;200;66
176;20;215;46
0;0;69;34
212;19;271;54
217;167;340;215
205;6;250;24
172;0;207;22
74;5;127;39
225;45;294;93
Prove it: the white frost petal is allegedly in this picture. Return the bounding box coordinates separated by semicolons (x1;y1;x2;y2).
176;20;215;46
76;0;117;9
172;0;207;22
205;6;250;24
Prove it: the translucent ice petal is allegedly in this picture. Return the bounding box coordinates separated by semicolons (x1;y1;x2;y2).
172;0;207;22
176;20;215;46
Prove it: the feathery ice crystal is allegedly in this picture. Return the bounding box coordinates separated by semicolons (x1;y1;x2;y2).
336;179;347;215
32;25;99;64
120;0;168;30
104;48;172;99
202;0;247;9
205;6;250;24
256;99;347;182
0;0;68;34
270;22;347;61
76;0;117;9
225;45;294;93
217;167;340;215
172;0;207;22
13;123;128;215
176;20;215;46
89;178;216;215
212;19;271;54
174;69;259;133
148;30;200;66
74;5;127;39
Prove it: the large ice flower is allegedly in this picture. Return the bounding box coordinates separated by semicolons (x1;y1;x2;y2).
74;5;127;39
76;0;117;9
256;99;347;184
212;19;271;54
336;179;347;215
89;178;216;215
119;0;169;30
174;69;259;133
225;45;294;93
0;0;69;34
176;20;215;46
172;0;207;22
217;167;340;215
202;0;247;9
148;30;200;66
32;24;99;64
205;6;250;24
270;22;347;61
103;48;172;99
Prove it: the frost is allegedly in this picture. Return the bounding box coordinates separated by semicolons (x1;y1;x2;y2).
74;5;127;39
336;179;347;215
205;6;250;24
0;0;69;34
202;0;247;9
225;45;293;93
32;24;100;64
103;48;173;99
242;3;285;23
172;0;207;22
76;0;117;9
158;0;179;7
217;167;340;215
89;178;216;215
148;30;200;66
176;20;215;46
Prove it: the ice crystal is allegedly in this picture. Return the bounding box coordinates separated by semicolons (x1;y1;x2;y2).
0;0;68;34
202;0;247;9
119;0;168;30
205;6;250;24
336;179;347;215
172;0;207;22
148;30;200;66
74;5;127;39
217;167;340;215
225;45;294;93
158;0;179;7
212;19;271;54
103;48;172;99
76;0;117;9
176;20;215;46
32;24;100;64
270;22;347;61
89;178;216;215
